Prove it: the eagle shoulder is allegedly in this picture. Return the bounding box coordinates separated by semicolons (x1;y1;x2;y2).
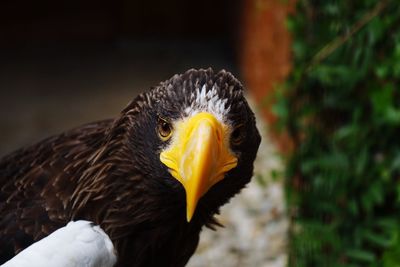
0;120;113;264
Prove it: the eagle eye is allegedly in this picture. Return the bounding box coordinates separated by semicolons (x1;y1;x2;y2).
231;124;245;146
157;117;173;141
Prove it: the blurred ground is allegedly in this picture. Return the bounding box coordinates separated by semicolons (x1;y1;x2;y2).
0;41;287;266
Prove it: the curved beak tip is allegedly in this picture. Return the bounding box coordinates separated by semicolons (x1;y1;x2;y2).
186;208;194;222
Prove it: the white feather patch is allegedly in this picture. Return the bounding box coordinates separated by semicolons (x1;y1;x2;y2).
184;84;230;123
1;221;117;267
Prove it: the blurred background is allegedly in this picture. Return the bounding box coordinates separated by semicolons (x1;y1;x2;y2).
2;0;400;266
0;0;291;156
0;0;243;156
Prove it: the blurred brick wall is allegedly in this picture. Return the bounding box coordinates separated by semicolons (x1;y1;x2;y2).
240;0;295;152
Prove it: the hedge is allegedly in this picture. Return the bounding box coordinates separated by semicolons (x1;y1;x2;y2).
276;0;400;266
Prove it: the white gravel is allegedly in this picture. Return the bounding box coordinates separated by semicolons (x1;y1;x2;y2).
187;95;288;267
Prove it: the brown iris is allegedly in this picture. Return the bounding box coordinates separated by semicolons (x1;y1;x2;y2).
157;117;173;141
231;124;245;145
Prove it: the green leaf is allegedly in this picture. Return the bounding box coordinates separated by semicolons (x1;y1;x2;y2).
363;230;393;248
346;249;376;262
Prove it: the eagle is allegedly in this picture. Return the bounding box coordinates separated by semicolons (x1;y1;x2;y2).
2;221;117;267
0;68;261;266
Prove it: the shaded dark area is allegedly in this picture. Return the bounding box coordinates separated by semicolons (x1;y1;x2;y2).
0;0;241;157
0;0;241;44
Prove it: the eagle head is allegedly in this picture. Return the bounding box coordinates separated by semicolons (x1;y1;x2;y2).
118;68;261;223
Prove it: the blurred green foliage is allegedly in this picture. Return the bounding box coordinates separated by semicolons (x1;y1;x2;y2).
277;0;400;266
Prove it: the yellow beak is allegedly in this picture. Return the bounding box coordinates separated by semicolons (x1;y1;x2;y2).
160;112;238;222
